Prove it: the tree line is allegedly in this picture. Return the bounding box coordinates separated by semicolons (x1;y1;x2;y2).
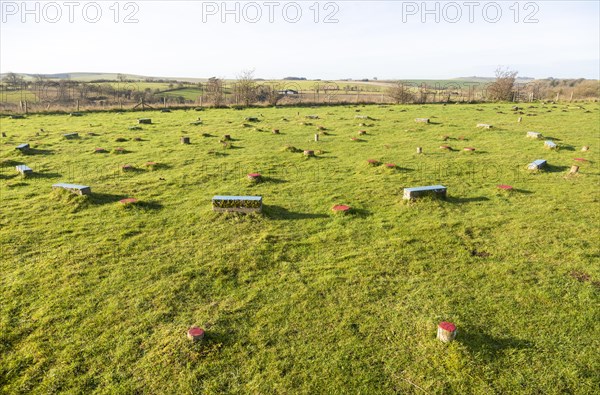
1;69;598;111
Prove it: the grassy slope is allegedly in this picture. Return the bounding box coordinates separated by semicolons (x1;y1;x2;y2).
0;103;599;394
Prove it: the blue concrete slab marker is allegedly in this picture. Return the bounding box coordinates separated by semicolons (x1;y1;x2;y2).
403;185;447;200
15;165;32;175
527;159;547;170
52;183;92;195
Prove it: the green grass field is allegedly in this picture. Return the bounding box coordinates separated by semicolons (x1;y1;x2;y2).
1;103;599;394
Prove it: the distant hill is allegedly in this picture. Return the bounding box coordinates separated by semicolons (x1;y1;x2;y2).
0;72;586;85
0;72;207;83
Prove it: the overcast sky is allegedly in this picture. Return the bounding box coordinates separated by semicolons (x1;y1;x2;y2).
1;0;598;79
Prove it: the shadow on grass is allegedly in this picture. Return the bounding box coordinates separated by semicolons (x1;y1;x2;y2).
6;182;29;188
22;148;54;156
147;163;173;170
28;172;62;179
260;177;288;184
0;173;18;180
88;194;163;210
1;159;22;167
559;145;576;151
446;196;490;204
136;201;164;211
460;328;533;360
387;167;414;173
263;205;329;220
545;164;570;173
462;150;488;154
349;208;373;217
511;188;534;194
207;151;229;157
89;193;128;205
121;167;145;174
303;155;336;161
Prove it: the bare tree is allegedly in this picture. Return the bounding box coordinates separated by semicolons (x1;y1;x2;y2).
256;83;283;106
205;77;225;107
235;69;257;107
488;67;518;101
387;82;415;104
2;72;25;90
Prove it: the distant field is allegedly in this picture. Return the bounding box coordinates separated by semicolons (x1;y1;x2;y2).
0;89;38;104
0;78;501;106
160;88;204;101
1;103;599;393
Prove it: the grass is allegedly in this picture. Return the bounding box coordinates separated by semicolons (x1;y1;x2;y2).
1;102;599;394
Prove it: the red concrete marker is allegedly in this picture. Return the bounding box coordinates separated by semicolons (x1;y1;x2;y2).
247;173;261;181
332;205;351;213
463;147;476;152
437;322;457;342
385;163;396;169
145;161;157;166
574;158;588;162
122;164;134;171
440;145;451;150
367;159;380;166
94;148;107;153
187;326;205;342
119;198;138;205
497;184;513;191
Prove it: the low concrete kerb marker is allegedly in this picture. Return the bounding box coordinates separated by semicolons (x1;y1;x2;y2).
15;165;33;175
437;322;457;343
247;173;261;181
187;327;205;342
332;205;351;214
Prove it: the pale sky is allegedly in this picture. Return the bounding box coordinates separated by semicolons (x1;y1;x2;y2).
1;0;599;79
